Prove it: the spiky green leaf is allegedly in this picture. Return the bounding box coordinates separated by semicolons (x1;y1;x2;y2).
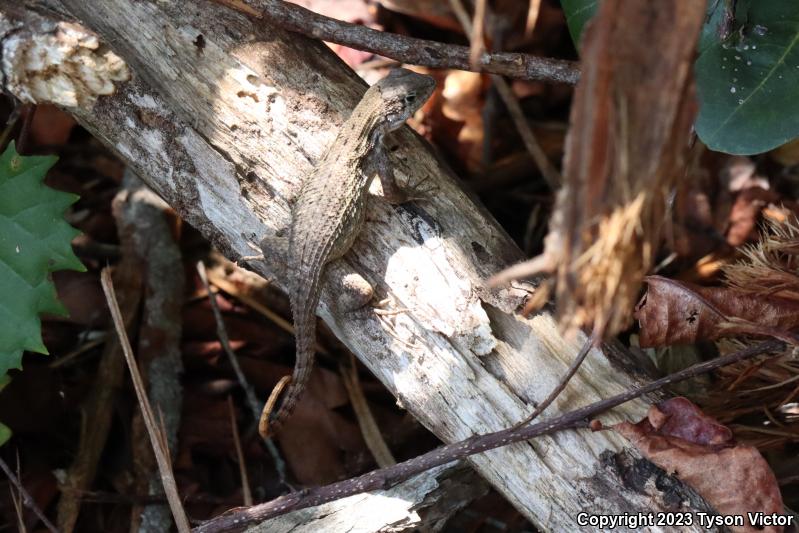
0;142;84;378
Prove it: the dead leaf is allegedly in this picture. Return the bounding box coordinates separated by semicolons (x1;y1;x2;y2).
726;187;778;247
613;398;784;533
51;271;107;326
438;70;485;173
276;370;366;485
634;275;799;347
30;104;76;146
770;137;799;167
377;0;461;31
646;397;732;446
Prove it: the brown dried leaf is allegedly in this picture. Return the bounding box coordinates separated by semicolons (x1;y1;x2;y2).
634;275;799;348
646;397;732;446
613;398;784;533
377;0;461;31
726;187;778;247
30;104;76;146
437;70;485;174
276;370;365;485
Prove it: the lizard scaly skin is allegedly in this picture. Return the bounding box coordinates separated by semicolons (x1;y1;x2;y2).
264;68;435;435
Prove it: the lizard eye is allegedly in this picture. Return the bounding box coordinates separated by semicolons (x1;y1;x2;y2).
404;93;417;105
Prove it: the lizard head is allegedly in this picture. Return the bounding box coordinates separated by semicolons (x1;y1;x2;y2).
375;68;436;131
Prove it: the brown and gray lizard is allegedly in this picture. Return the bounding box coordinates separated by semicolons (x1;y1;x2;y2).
260;68;435;436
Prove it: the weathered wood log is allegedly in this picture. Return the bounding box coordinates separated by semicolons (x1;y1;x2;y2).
245;463;488;532
1;1;717;530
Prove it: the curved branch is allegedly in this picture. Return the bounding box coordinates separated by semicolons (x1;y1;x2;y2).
217;0;580;84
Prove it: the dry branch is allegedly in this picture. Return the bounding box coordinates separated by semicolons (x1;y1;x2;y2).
233;0;580;84
198;340;782;532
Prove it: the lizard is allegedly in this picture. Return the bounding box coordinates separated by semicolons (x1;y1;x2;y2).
259;68;436;436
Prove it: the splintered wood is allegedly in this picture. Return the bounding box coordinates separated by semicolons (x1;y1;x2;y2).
495;1;706;339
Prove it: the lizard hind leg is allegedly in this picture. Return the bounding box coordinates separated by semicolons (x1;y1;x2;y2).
326;259;374;312
259;230;289;266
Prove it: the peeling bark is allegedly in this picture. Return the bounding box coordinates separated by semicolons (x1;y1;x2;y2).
245;463;488;532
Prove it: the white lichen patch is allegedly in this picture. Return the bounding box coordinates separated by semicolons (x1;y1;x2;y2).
3;22;129;108
128;92;162;111
385;243;497;356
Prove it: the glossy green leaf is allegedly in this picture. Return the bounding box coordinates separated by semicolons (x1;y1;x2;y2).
696;2;799;154
0;142;84;377
560;0;799;155
560;0;597;46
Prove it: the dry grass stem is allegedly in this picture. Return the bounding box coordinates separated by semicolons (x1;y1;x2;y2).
469;0;487;70
340;354;397;468
196;261;288;485
227;396;253;506
0;456;57;533
525;0;542;38
100;268;190;533
448;0;560;188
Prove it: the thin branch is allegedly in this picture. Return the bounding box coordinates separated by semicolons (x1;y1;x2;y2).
0;456;58;533
513;335;595;428
197;262;262;422
525;0;543;38
490;76;561;188
193;340;783;533
340;353;397;468
213;0;579;85
469;0;487;70
101;268;191;533
195;261;288;486
449;0;561;188
227;396;253;506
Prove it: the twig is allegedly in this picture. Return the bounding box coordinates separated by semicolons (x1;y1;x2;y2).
197;262;262;424
0;456;58;533
340;353;397;468
213;0;579;85
195;261;288;486
204;269;295;338
193;340;783;532
513;335;594;428
10;485;26;533
525;0;542;38
449;0;561;189
15;104;36;155
227;396;253;506
100;268;191;533
0;104;23;154
490;77;561;188
469;0;487;70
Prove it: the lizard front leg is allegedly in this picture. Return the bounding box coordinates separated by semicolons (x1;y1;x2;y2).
374;147;435;204
373;147;408;205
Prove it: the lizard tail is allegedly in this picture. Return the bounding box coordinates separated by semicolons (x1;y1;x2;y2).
260;284;319;438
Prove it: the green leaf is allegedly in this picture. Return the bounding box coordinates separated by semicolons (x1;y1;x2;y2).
560;1;799;155
696;1;799;154
0;142;84;377
560;0;597;46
